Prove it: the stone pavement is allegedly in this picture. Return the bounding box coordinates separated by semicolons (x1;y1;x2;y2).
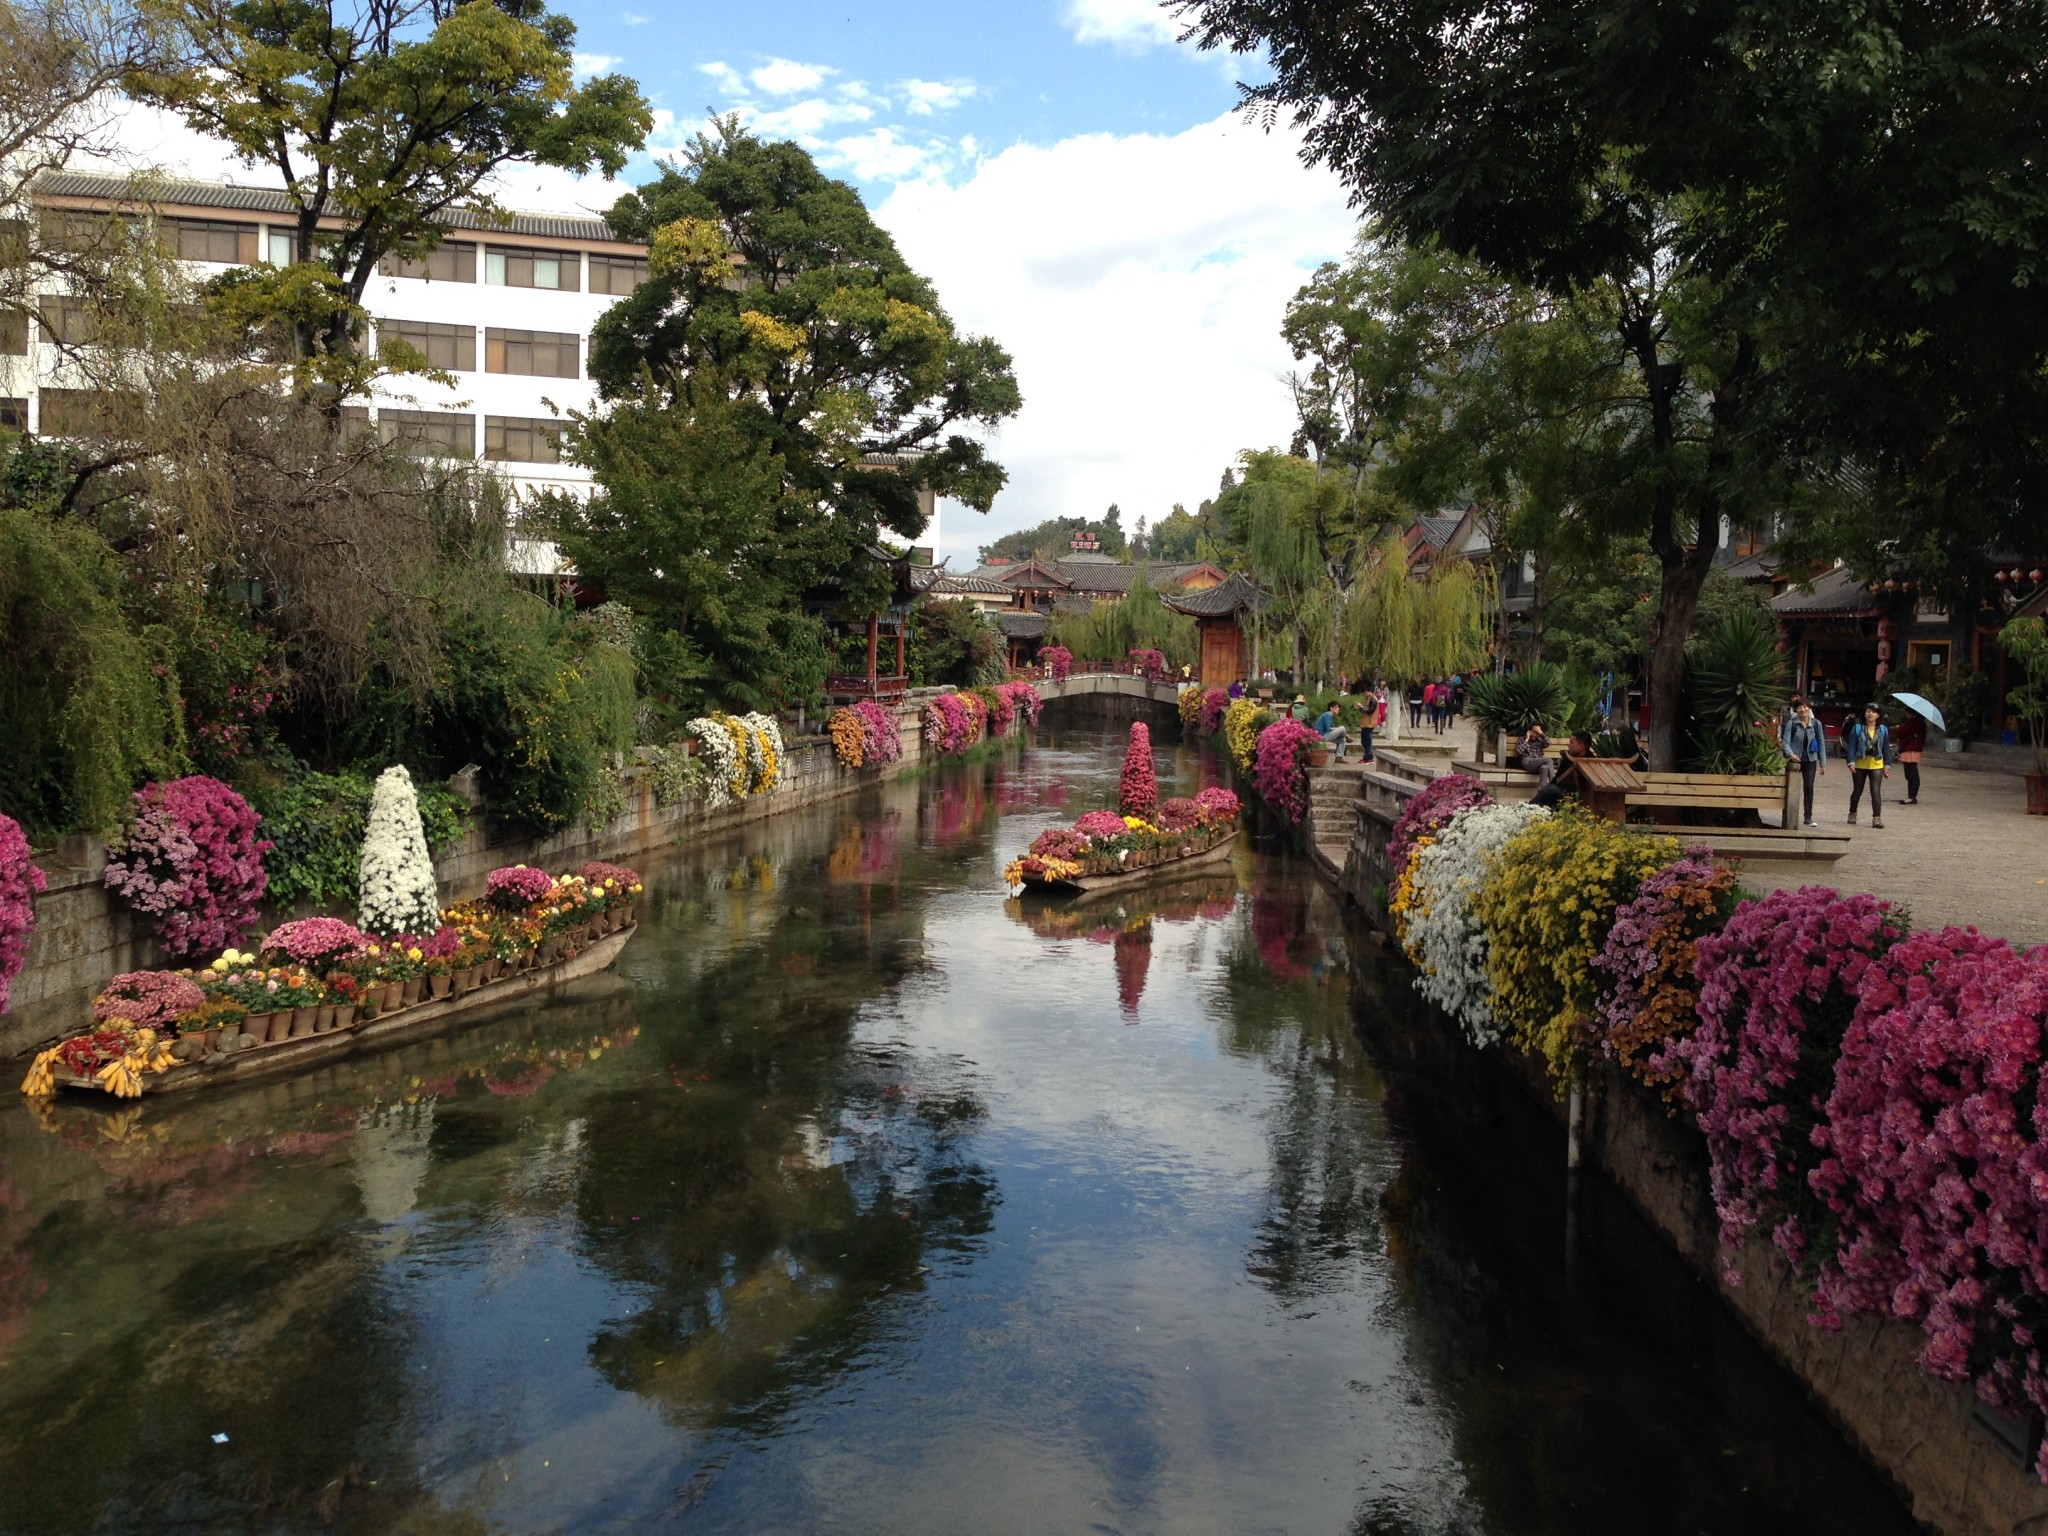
1745;760;2048;946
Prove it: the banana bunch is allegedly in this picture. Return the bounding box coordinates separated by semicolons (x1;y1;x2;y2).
90;1029;175;1100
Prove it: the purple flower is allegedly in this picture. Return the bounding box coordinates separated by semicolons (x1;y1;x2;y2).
102;776;269;958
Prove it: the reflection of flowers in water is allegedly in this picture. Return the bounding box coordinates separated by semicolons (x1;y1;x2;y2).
826;814;902;884
0;1178;49;1363
1114;922;1153;1019
922;779;988;848
1252;877;1310;981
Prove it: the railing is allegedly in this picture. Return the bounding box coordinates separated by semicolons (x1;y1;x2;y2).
825;674;910;700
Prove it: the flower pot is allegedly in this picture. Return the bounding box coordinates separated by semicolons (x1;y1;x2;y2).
402;978;424;1005
241;1011;272;1041
1307;748;1331;769
2028;771;2048;816
339;1004;359;1029
319;1004;340;1031
380;980;404;1011
428;973;453;1000
289;1007;317;1038
200;1026;223;1054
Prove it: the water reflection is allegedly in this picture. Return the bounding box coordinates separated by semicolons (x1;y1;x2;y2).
0;731;1917;1535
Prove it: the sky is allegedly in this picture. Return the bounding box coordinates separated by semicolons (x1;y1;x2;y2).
86;0;1360;568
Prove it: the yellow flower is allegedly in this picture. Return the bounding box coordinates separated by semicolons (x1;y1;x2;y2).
407;947;423;962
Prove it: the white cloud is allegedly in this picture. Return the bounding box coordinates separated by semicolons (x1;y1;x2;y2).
571;52;619;78
1064;0;1179;50
620;10;649;23
749;57;834;96
745;96;875;140
896;78;978;116
819;127;942;184
873;113;1356;566
696;60;745;93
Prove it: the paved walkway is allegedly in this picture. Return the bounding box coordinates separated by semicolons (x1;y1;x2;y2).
1745;761;2048;946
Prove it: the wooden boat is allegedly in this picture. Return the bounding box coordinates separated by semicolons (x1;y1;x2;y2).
1019;829;1239;895
42;925;639;1099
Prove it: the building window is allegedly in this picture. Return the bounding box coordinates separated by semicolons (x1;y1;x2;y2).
588;253;649;295
378;408;475;458
164;217;257;264
376;318;476;372
38;209;113;252
484;246;581;291
484;414;564;464
378;241;477;283
38;295;99;346
0;398;26;430
0;309;25;355
267;230;292;266
37;387;133;436
484;327;579;378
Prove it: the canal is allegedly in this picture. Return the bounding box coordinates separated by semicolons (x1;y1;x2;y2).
0;727;1916;1534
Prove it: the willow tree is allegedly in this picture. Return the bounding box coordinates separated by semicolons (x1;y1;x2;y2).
1340;535;1493;685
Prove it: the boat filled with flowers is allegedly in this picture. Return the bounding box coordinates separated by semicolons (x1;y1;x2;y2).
20;860;645;1100
1003;724;1243;895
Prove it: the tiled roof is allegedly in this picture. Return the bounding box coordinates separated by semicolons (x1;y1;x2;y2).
1724;549;1779;583
997;611;1050;638
1414;515;1461;550
929;573;1011;597
33;170;632;246
1771;564;1878;617
1161;572;1263;617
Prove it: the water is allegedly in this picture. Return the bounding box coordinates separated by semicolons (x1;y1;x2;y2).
0;727;1916;1535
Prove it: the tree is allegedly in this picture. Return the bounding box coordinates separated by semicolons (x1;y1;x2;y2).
1183;0;2048;765
589;119;1020;621
1147;501;1217;563
1217;451;1336;685
130;0;651;366
979;514;1123;564
1340;535;1492;684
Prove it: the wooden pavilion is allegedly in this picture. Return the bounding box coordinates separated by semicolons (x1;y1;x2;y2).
1162;573;1263;690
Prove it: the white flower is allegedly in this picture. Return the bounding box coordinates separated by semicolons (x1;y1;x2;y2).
687;717;740;807
358;765;441;937
1405;802;1549;1048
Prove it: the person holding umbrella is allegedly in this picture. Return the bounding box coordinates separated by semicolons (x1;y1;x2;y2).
1890;689;1947;805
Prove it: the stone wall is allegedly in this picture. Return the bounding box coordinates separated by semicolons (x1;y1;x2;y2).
1340;761;2048;1535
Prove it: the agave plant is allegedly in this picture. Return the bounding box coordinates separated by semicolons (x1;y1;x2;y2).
1686;606;1787;773
1465;663;1574;736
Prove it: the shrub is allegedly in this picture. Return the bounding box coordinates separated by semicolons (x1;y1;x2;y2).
1807;927;2021;1336
1157;797;1203;833
1119;722;1159;818
0;814;45;1014
998;679;1042;730
1073;811;1130;845
1594;853;1740;1102
247;770;467;909
1128;647;1167;681
92;970;206;1032
1251;717;1320;824
854;699;902;764
688;714;747;806
357;765;441;938
486;864;554;910
1465;663;1573;737
1194;787;1241;822
827;707;866;769
103;776;270;958
1222;698;1269;772
1668;886;1909;1275
922;692;982;756
263;916;367;967
1386;773;1494;878
1030;827;1091;860
740;711;783;793
1041;644;1072;682
1405;802;1549;1047
1470;805;1679;1086
1178;687;1204;726
1199;688;1230;733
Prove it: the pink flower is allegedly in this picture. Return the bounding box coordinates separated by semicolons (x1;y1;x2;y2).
1119;722;1158;818
486;864;554;910
1072;811;1131;844
0;814;45;1014
264;917;367;965
92;969;206;1031
1194;786;1241;823
102;776;269;958
1250;718;1322;824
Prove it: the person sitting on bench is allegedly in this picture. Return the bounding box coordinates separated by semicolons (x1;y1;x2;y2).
1530;731;1595;809
1314;703;1350;762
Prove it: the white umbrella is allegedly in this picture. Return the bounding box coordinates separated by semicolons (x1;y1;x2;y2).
1891;691;1947;733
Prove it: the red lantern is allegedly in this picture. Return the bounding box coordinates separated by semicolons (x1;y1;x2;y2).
1997;570;2011;583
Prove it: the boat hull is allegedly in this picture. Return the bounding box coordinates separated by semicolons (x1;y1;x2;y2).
47;926;639;1098
1023;830;1238;894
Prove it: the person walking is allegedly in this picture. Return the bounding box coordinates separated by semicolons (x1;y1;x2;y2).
1781;698;1826;828
1895;709;1926;804
1843;702;1890;828
1406;682;1424;730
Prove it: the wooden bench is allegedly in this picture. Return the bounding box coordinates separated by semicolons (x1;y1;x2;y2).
1626;771;1790;824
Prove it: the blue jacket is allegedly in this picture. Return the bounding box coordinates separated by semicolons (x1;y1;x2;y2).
1842;720;1890;764
1781;714;1824;761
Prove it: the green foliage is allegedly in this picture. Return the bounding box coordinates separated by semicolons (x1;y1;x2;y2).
1046;575;1198;667
908;599;1001;688
2001;618;2048;769
1340;533;1492;681
981;512;1125;562
247;769;468;910
1686;607;1788;772
0;505;188;834
131;0;651;360
1465;664;1573;737
590;119;1020;595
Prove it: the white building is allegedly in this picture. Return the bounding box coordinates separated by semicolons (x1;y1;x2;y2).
1;171;650;500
